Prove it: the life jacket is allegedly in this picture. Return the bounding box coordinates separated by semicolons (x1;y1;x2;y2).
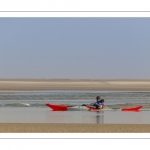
90;99;104;108
99;99;104;108
97;101;102;107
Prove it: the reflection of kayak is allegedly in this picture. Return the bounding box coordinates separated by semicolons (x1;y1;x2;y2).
121;106;143;111
46;104;143;112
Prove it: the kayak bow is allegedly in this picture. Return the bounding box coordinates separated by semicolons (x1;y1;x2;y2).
121;106;143;111
46;104;67;111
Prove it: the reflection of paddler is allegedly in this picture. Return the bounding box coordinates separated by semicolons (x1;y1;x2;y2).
96;111;104;124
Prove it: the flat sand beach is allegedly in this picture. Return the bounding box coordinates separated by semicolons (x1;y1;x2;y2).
1;79;150;133
0;123;150;133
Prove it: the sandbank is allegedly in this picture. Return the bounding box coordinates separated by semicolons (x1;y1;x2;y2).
1;79;150;91
0;123;150;133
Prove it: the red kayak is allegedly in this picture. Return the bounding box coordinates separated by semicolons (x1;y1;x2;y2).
46;103;143;112
46;104;67;111
121;106;143;111
46;103;104;111
85;105;103;111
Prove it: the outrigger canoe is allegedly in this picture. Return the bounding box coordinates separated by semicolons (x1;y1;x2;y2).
46;103;143;111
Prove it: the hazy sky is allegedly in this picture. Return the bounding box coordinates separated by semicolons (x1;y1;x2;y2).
0;18;150;79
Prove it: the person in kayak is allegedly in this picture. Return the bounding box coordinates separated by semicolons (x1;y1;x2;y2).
91;96;104;109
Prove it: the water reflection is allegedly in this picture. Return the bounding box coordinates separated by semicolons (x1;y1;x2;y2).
1;107;150;124
95;111;104;124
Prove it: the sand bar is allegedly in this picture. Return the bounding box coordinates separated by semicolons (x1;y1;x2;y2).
0;123;150;133
1;79;150;91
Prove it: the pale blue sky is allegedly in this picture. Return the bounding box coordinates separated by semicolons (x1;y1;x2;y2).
0;18;150;79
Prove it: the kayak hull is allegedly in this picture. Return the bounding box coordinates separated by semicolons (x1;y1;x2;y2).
46;104;67;111
46;103;104;111
46;104;143;112
121;106;143;111
85;105;103;111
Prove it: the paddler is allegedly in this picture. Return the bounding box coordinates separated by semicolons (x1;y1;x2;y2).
93;96;104;109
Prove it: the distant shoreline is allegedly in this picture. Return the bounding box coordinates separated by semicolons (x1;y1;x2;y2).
0;79;150;91
1;78;150;81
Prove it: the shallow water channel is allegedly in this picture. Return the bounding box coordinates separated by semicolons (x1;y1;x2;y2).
0;90;150;124
0;107;150;124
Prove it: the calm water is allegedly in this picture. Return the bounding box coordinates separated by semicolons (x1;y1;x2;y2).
0;90;150;124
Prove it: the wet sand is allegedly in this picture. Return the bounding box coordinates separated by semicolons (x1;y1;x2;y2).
0;123;150;133
1;79;150;133
1;79;150;91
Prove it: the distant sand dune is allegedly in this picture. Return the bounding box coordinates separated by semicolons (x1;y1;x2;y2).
0;79;150;91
